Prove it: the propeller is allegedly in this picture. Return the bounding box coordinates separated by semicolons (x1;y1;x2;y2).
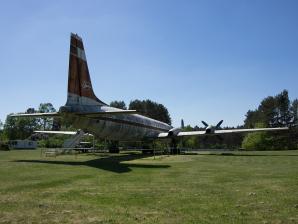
201;120;224;135
216;120;224;129
201;121;209;127
201;120;224;142
201;120;223;129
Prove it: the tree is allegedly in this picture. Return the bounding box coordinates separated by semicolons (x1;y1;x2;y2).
38;103;56;130
179;125;197;149
241;123;269;150
0;120;5;141
291;99;298;125
4;113;39;140
244;110;260;128
3;103;56;140
244;90;293;128
181;119;185;129
258;96;278;127
275;90;292;125
129;99;171;125
242;90;297;150
242;131;269;150
110;101;127;110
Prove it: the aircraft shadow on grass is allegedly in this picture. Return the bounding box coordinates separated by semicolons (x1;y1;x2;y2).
14;153;171;173
203;152;298;157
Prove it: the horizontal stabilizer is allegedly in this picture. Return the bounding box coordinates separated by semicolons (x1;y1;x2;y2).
9;112;60;118
34;130;93;136
34;130;77;135
9;110;137;119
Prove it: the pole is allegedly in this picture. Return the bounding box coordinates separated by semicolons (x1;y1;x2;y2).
93;135;95;150
153;142;155;160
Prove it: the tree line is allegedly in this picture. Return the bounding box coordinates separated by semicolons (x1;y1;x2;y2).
242;90;298;150
2;103;56;140
110;99;171;125
0;91;297;150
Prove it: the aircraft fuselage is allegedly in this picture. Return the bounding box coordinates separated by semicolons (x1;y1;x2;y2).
60;105;172;141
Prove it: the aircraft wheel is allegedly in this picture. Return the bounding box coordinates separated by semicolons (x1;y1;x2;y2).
109;149;120;153
142;149;154;154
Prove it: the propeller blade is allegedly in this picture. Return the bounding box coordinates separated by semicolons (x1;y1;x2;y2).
202;121;209;127
216;120;223;128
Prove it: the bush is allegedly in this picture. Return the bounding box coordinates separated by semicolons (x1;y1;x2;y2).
241;132;269;150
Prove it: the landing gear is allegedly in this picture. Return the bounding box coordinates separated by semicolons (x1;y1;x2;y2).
81;149;88;153
108;148;120;153
142;149;154;154
170;148;181;155
108;140;120;153
170;138;181;155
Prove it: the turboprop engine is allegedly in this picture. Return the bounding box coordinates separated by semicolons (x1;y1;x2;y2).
168;128;181;137
202;120;223;134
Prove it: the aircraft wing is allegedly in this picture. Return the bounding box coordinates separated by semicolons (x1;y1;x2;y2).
158;131;206;138
158;127;289;138
212;127;289;134
158;133;170;138
176;131;207;137
9;112;60;117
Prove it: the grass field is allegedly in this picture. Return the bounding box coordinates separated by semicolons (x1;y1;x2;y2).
0;149;298;224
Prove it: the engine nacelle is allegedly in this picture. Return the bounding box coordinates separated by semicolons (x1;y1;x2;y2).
168;128;181;137
205;125;215;134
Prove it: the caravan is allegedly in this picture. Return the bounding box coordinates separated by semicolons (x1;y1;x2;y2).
8;140;37;150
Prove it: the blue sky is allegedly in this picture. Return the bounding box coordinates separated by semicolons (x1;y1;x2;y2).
0;0;297;127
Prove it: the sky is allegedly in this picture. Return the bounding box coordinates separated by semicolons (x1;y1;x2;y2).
0;0;297;128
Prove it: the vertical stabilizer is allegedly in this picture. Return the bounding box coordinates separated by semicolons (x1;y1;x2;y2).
66;33;106;106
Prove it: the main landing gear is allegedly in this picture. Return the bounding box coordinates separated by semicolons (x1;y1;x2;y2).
108;140;120;153
170;138;181;155
108;148;120;153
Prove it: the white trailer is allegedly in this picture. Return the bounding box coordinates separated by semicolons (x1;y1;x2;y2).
8;140;37;150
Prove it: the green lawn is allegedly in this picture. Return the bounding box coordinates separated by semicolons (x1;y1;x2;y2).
0;149;298;224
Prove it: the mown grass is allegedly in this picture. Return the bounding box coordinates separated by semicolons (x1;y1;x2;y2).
0;149;298;223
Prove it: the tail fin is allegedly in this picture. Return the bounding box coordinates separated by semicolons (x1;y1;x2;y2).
66;33;106;106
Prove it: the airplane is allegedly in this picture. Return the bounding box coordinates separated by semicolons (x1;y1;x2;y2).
10;33;289;153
